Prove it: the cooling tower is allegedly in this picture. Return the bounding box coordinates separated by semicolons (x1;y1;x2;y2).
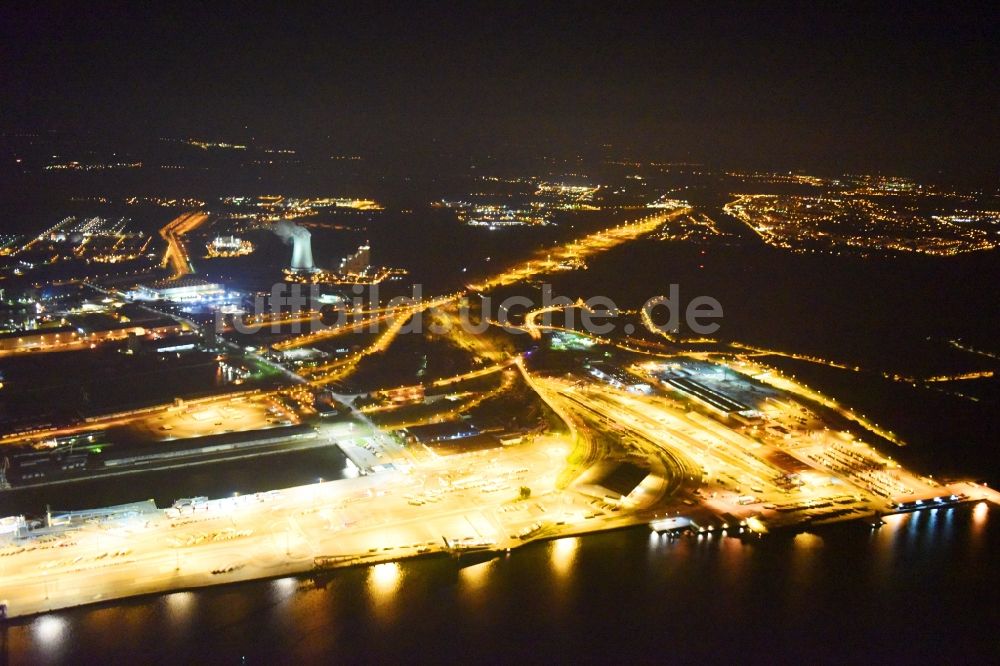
290;233;316;273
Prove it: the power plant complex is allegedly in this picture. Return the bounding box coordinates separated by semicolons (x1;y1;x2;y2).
338;244;371;276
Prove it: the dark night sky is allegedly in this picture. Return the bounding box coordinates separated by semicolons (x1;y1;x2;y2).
2;1;998;175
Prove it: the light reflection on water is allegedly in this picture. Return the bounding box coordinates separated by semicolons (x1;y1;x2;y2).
368;562;402;601
164;591;195;628
972;501;989;528
549;536;579;578
364;561;405;627
785;532;823;612
909;507;923;537
459;558;497;590
718;531;749;586
272;576;298;596
543;536;581;613
32;614;67;648
970;501;990;553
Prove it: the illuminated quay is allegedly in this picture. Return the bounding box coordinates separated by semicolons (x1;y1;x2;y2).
1;350;996;619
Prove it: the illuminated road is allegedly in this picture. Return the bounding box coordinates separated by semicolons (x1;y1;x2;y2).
529;372;701;500
236;304;418;332
367;368;517;429
274;294;461;353
306;313;415;386
639;296;718;344
159;211;209;278
523;299;593;340
468;209;686;292
272;312;400;351
429;361;513;387
0;391;283;448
